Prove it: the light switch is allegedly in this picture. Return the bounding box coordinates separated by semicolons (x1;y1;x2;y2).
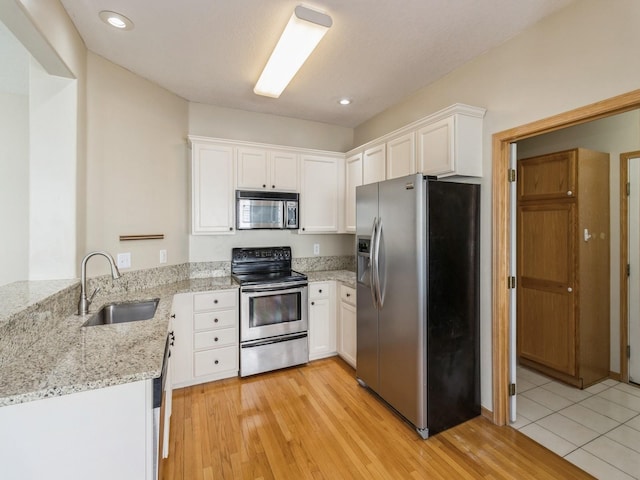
313;243;320;255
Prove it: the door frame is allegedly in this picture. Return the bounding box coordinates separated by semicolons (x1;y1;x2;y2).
492;89;640;426
620;151;640;384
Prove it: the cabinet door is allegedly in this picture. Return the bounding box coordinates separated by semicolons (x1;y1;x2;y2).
270;150;298;191
339;301;357;368
518;150;577;201
191;142;235;234
300;155;339;233
309;296;336;360
517;202;577;376
237;147;269;190
386;132;415;179
345;153;363;233
417;116;454;176
363;143;386;184
170;293;193;387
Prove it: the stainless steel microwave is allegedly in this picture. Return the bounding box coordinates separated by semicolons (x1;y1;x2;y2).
236;190;299;230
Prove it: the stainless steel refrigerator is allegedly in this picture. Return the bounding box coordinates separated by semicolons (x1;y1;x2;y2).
356;174;479;439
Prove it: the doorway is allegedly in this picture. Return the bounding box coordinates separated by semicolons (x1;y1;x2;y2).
492;88;640;426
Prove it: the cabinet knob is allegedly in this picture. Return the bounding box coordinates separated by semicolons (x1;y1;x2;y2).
319;289;323;293
229;227;233;231
567;191;573;196
311;301;315;306
214;299;218;304
170;314;176;318
214;360;219;365
262;184;266;188
346;293;351;297
214;337;219;342
302;227;305;231
214;318;219;323
272;185;275;189
567;287;573;292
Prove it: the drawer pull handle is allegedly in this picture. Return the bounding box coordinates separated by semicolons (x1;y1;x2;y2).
214;360;219;365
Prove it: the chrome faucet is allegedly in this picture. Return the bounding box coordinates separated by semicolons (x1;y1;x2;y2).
78;251;121;315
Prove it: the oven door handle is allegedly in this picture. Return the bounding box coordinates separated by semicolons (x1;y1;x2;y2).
241;332;308;348
242;282;308;293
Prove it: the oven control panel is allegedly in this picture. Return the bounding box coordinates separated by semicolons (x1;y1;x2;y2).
232;247;291;263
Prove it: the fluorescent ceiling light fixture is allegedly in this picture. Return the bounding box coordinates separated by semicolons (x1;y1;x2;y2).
339;98;352;105
99;11;134;30
254;5;332;98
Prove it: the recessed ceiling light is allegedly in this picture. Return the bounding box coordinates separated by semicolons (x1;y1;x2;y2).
99;11;134;30
339;98;352;105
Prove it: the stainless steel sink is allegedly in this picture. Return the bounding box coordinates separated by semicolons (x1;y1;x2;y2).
83;298;160;327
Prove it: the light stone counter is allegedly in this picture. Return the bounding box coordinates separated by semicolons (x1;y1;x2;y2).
0;277;237;407
305;270;356;288
0;258;354;408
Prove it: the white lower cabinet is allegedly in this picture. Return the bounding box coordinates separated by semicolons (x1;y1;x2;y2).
308;281;337;360
171;289;239;388
0;380;154;480
338;284;357;368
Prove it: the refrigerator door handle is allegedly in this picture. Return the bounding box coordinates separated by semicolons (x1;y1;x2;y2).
370;217;379;309
373;218;384;309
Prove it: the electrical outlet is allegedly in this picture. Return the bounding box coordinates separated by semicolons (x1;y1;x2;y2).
313;243;320;255
159;249;167;264
117;252;131;269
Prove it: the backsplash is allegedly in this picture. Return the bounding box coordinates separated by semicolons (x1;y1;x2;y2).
293;255;355;272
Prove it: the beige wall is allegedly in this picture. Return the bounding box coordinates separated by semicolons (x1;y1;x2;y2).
189;102;353;152
85;53;189;277
354;0;640;410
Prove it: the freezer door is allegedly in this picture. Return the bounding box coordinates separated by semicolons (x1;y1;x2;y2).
356;182;380;391
377;174;427;429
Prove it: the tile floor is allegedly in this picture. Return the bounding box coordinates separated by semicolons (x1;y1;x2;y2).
512;366;640;479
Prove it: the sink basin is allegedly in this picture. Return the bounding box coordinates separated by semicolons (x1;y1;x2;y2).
83;298;160;327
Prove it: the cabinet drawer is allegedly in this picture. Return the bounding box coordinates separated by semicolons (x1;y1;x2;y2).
194;327;237;350
194;346;238;377
193;290;237;312
340;285;356;306
309;282;330;300
194;309;237;331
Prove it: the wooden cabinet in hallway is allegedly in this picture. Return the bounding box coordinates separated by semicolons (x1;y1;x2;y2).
517;148;610;388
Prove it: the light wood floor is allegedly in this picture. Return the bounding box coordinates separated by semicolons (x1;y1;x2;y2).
161;357;594;479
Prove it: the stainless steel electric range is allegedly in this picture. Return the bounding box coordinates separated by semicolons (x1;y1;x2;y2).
231;246;309;377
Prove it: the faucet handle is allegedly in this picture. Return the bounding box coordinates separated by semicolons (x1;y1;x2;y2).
89;287;100;303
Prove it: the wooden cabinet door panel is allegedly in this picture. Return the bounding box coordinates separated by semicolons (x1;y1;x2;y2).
517;201;577;376
518;203;576;286
518;150;576;201
517;287;576;375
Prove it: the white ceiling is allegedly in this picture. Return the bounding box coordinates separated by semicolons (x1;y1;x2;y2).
59;0;574;128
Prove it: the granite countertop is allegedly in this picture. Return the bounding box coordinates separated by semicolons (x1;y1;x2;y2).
0;277;237;407
0;269;355;408
306;270;356;286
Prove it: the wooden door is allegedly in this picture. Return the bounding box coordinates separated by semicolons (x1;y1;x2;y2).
517;201;577;376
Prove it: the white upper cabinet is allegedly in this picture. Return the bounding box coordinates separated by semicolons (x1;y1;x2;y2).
237;147;298;191
363;143;386;185
300;154;341;233
386;131;416;179
189;138;235;235
345;153;363;233
417;106;484;177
